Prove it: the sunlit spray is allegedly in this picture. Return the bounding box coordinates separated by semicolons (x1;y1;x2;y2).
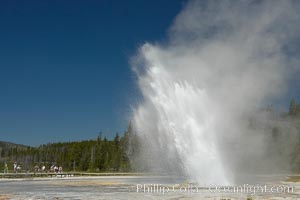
131;0;300;184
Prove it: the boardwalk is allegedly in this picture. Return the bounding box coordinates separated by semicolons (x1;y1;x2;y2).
0;172;144;179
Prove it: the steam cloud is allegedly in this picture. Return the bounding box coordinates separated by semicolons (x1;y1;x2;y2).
131;0;300;184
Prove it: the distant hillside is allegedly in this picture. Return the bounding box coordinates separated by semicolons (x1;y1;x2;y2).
0;141;29;162
0;140;28;150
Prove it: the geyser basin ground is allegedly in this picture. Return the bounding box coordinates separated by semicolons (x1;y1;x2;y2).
0;175;299;199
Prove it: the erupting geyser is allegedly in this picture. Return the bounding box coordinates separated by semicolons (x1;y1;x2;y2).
131;0;300;184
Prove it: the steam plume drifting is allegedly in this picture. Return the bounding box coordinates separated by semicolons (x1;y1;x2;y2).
131;0;300;184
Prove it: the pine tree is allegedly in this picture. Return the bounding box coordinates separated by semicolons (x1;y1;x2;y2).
289;99;297;116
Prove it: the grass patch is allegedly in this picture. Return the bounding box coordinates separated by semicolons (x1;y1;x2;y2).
286;175;300;182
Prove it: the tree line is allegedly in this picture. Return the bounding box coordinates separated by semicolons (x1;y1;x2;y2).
0;125;139;172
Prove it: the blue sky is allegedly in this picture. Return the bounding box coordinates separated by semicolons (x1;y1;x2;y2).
1;0;300;146
0;0;186;146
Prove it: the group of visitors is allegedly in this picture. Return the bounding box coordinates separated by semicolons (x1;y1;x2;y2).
13;162;22;173
33;164;63;173
2;161;21;173
2;162;63;174
50;165;63;173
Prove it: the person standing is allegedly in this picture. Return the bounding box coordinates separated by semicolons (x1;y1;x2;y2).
42;165;46;172
4;162;8;173
13;162;17;173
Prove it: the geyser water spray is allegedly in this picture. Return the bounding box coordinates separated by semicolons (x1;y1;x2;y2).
131;0;300;184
